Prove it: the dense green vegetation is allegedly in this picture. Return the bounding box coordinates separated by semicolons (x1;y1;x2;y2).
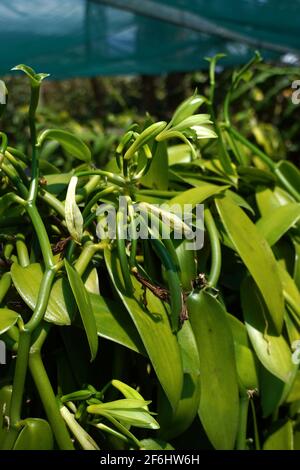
0;56;300;450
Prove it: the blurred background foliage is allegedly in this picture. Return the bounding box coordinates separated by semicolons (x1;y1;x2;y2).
2;63;300;171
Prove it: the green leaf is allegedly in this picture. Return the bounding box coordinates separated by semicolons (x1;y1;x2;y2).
13;418;53;450
11;263;75;326
187;291;239;450
276;160;300;200
0;308;19;335
227;314;259;391
64;259;98;361
91;399;150;410
256;203;300;246
141;141;168;190
44;173;72;195
158;320;201;440
65;176;83;243
241;277;293;383
87;399;159;430
111;380;145;401
256;186;295;217
140;438;174;450
286;371;300;403
84;267;100;295
38;129;91;162
90;293;145;354
12;64;49;86
169;184;229;208
216;195;285;333
168;144;192;166
169;95;205;127
238;167;276;185
277;262;300;324
104;248;183;411
263;420;294;450
225;190;254;215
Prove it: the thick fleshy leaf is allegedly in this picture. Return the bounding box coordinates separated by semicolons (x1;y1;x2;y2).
227;314;259;391
168;144;192;166
286;371;300;403
140;438;174;450
256;204;300;246
11;263;75;325
13;418;54;450
170;184;228;208
65;259;98;361
111;380;145;401
241;277;293;383
90;294;145;354
260;366;285;417
38;129;91;162
104;248;183;411
225;190;255;215
188;290;239;450
84;267;100;295
256;186;295;217
141;141;168;190
87;399;159;429
169;95;205;127
263;420;294;450
158;320;201;440
0;308;19;335
216;195;285;333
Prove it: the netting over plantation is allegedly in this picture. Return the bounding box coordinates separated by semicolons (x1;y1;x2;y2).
0;0;299;78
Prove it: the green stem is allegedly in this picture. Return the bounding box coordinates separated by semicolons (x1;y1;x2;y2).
1;163;29;199
60;405;99;450
76;170;126;188
207;57;235;177
38;189;65;218
236;396;249;450
94;422;129;444
28;85;40;204
250;398;260;450
7;146;29;164
74;242;105;277
26;203;54;269
7;267;55;435
227;127;275;170
16;233;30;267
76;175;101;203
4;151;29;187
8;331;31;426
204;208;221;288
99;412;141;449
29;352;74;450
25;268;55;331
82;186;117;218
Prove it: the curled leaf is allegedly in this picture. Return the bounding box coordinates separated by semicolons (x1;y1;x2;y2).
65;176;83;243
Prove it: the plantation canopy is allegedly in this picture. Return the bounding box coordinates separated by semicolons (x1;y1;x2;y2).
0;0;299;79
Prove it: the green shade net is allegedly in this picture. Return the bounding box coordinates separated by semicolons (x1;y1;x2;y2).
0;0;299;78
